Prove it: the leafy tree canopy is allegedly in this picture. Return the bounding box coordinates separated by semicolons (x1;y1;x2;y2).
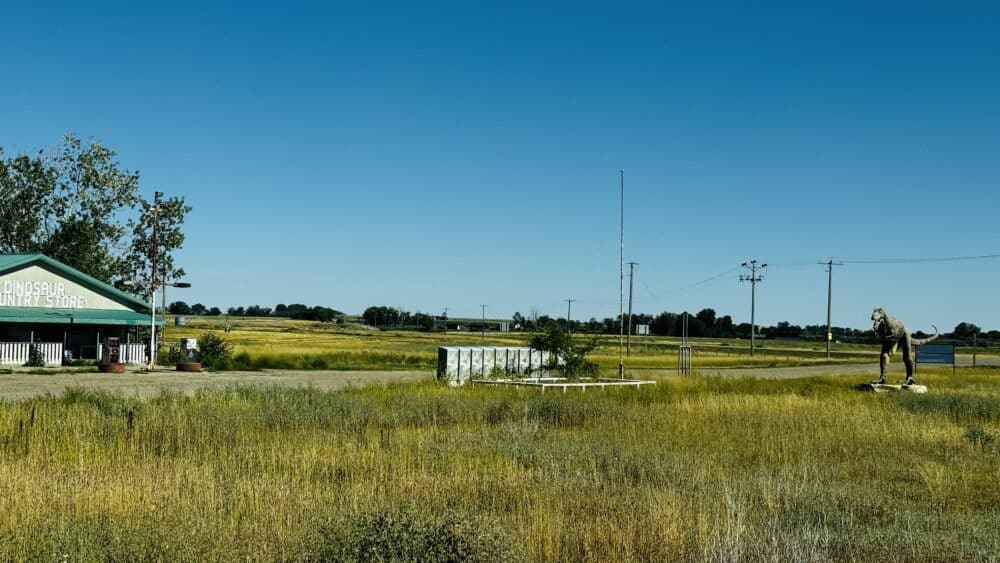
0;136;190;290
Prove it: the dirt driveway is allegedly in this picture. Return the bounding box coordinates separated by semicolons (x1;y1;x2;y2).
0;369;432;400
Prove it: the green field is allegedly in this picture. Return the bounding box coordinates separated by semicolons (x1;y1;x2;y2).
165;315;901;372
0;368;997;560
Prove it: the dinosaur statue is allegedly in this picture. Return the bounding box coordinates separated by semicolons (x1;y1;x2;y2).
870;307;939;385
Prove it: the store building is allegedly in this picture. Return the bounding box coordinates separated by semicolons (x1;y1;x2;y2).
0;254;156;366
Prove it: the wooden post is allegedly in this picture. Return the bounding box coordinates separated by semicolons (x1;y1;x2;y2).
973;332;977;367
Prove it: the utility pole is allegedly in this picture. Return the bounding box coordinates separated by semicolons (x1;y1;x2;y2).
626;261;637;355
618;169;625;380
565;299;575;333
818;259;843;359
740;260;767;357
973;330;978;367
481;304;487;343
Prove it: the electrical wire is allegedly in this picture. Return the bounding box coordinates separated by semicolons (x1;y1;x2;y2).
653;267;741;297
839;253;1000;264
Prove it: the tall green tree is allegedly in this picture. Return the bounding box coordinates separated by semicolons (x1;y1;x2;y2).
0;136;190;286
952;322;981;339
696;308;717;336
124;192;192;290
45;136;140;282
529;323;598;378
0;149;55;252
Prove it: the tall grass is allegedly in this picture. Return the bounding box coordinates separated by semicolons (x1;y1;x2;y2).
1;368;996;560
225;350;434;371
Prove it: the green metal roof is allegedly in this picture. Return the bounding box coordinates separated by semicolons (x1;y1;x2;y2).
0;307;160;326
0;254;150;312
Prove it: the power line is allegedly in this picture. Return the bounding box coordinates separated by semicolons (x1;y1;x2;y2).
640;279;658;301
839;253;1000;264
655;267;741;296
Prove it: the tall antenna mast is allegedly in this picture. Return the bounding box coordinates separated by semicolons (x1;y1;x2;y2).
618;169;625;380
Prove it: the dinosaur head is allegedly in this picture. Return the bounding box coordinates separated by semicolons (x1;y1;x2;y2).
871;308;887;333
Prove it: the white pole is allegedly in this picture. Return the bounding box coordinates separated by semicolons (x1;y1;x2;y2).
618;170;625;380
148;191;162;371
149;286;156;371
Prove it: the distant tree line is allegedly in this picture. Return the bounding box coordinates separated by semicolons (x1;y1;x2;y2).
167;302;222;316
167;300;999;344
361;306;436;331
168;302;344;323
512;308;999;344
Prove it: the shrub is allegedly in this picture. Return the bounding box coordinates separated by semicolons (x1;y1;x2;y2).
302;507;524;562
529;324;598;379
196;332;233;370
35;516;187;560
965;426;995;452
23;345;45;367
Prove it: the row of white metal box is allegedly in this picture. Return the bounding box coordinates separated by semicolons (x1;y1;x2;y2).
437;346;555;385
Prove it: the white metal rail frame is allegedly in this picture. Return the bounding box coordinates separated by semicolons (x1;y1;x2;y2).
472;377;655;393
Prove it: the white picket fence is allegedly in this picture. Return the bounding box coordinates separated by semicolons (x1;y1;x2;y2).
0;342;63;366
116;344;148;364
0;342;148;366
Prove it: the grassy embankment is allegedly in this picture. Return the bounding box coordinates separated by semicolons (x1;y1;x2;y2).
0;367;997;560
165;315;891;372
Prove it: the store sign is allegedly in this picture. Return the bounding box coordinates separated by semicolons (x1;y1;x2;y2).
0;280;87;309
0;264;132;312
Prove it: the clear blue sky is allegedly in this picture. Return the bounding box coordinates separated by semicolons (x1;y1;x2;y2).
3;1;998;331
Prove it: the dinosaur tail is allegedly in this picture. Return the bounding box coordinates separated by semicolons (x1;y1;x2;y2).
911;325;939;345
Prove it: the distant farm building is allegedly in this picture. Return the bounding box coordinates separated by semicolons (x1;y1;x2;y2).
438;319;510;332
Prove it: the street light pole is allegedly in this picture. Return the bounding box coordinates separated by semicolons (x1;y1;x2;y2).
627;261;637;355
148;191;162;371
618;169;625;380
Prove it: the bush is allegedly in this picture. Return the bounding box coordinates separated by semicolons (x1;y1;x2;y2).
23;345;45;367
302;507;524;562
196;332;233;370
529;324;598;379
34;516;189;560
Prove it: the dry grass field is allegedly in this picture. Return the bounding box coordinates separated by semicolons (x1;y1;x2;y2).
0;368;997;560
2;316;997;560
